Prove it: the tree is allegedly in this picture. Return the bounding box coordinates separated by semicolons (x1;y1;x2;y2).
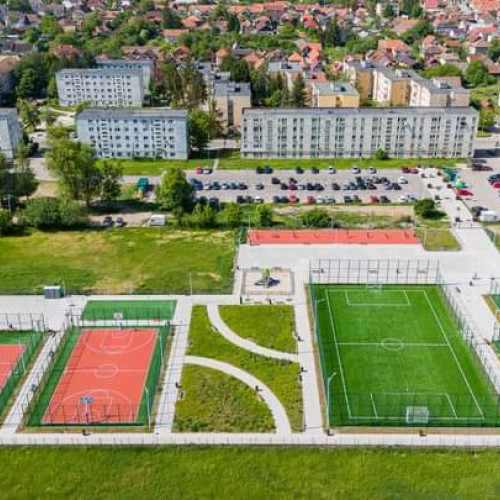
99;160;123;203
189;203;217;228
46;139;102;207
479;108;496;131
465;60;493;87
300;209;333;228
188;109;213;152
162;9;183;29
160;60;183;106
291;75;307;107
182;63;207;108
323;16;343;48
16;68;37;99
220;202;243;228
488;39;500;63
41;107;57;128
254;204;273;227
17;99;40;132
0;210;12;236
375;148;389;161
156;168;194;212
13;143;37;199
22;197;86;229
414;198;437;218
383;3;395;18
422;63;462;79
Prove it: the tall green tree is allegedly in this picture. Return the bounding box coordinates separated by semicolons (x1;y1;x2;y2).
46;138;102;207
99;160;123;203
156;168;194;212
465;60;494;87
17;99;40;132
291;75;307;107
16;69;37;99
254;204;273;227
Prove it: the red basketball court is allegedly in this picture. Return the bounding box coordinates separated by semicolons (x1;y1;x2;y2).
43;329;157;425
248;229;419;246
0;344;25;392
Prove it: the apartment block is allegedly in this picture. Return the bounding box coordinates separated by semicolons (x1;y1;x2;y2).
344;60;377;101
76;108;189;159
96;58;154;92
409;76;470;107
56;69;145;108
311;81;360;108
0;108;21;161
241;107;477;159
372;67;413;106
213;81;251;134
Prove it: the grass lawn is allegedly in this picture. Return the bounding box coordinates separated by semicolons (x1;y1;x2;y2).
99;158;214;175
173;364;274;432
82;300;177;321
219;305;297;353
219;154;464;171
0;229;235;295
2;447;500;497
185;307;302;431
313;285;498;427
416;228;461;251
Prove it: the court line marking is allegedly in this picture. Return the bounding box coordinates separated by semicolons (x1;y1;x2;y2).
325;291;353;419
343;289;411;307
421;290;484;419
337;341;449;347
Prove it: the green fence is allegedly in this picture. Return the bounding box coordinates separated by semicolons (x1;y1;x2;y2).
0;330;45;419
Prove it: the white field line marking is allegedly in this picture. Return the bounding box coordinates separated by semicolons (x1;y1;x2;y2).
370;393;379;419
445;393;459;419
337;341;448;347
343;290;411;307
422;290;484;419
326;291;352;418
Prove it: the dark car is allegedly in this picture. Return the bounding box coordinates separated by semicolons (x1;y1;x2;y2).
344;196;353;203
238;182;248;190
255;183;264;190
262;165;273;174
332;182;340;190
208;197;219;207
101;216;113;227
314;183;324;191
280;182;288;190
272;195;281;203
271;177;281;185
311;167;319;174
236;195;245;204
295;167;304;174
380;195;390;203
306;183;315;191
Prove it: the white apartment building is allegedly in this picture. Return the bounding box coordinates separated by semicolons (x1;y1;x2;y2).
76;108;189;159
96;58;154;93
56;69;145;108
0;108;21;161
241;107;477;159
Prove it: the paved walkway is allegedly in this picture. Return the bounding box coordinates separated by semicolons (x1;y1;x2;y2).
155;299;192;433
185;355;292;435
207;305;299;362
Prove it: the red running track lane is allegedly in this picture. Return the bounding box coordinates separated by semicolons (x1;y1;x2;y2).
43;329;157;425
0;344;25;392
248;229;419;246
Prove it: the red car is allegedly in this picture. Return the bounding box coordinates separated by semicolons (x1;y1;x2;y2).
370;195;379;203
457;189;473;196
306;196;316;204
491;182;500;189
288;195;299;204
409;167;419;174
195;166;203;174
401;167;410;174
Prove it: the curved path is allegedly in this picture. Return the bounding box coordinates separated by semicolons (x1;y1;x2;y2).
185;355;292;434
207;305;299;362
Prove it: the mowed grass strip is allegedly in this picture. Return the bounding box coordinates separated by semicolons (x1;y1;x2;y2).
173;364;274;432
186;307;303;431
0;229;235;295
218;305;297;353
2;447;500;497
82;300;177;321
313;285;499;427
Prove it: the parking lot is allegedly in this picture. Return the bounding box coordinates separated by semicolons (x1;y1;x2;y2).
186;168;428;205
459;168;500;216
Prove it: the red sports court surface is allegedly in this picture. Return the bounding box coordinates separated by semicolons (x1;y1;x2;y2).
43;329;157;425
0;344;25;392
248;229;419;246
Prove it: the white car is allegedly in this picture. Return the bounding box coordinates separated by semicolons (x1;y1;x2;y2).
367;167;377;174
351;166;361;174
398;194;410;203
398;176;409;184
327;166;336;174
254;196;264;203
316;196;325;204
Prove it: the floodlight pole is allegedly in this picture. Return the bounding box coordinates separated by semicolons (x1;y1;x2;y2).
326;372;337;429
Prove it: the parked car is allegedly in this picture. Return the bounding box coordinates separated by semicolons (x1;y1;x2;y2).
332;182;340;190
457;189;473;196
370;195;379;203
306;195;316;204
203;168;212;174
344;195;353;203
254;196;264;203
195;166;203;174
255;183;264;190
379;195;390;203
115;216;125;227
271;177;281;185
488;174;500;183
311;167;319;174
101;216;113;227
398;176;409;184
288;195;299;204
272;195;281;203
367;167;377;174
327;166;336;174
491;182;500;189
351;166;360;174
295;167;304;174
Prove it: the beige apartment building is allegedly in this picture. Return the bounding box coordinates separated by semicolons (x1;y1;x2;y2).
310;81;360;108
213;81;251;134
409;77;470;107
344;60;376;101
372;67;413;106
